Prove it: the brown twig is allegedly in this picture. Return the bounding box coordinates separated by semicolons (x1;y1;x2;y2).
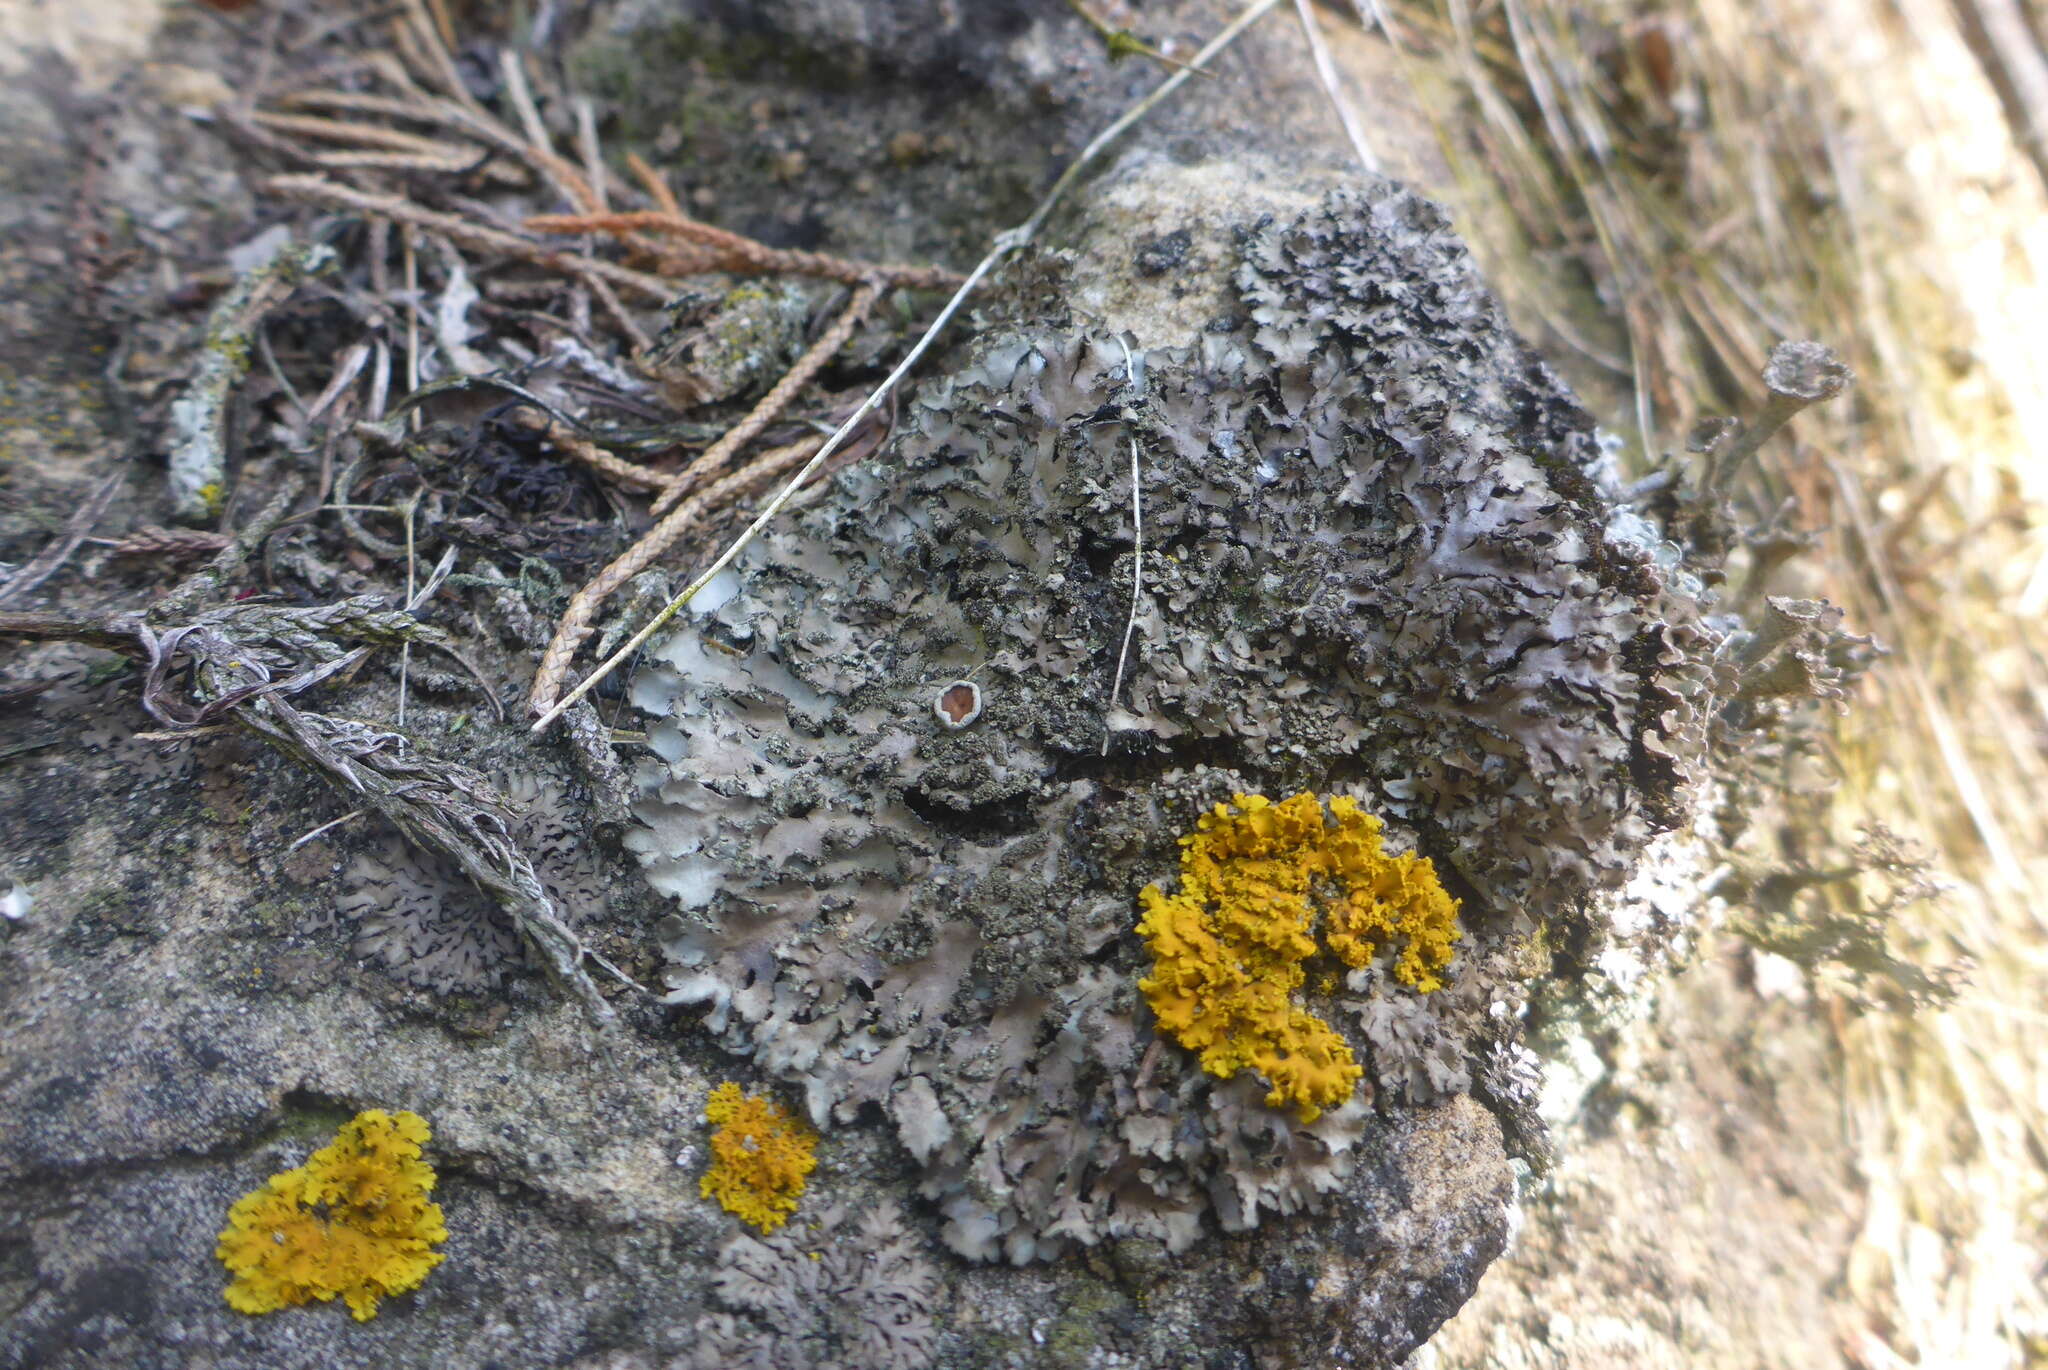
649;283;879;515
278;87;456;123
303;149;502;178
250;109;484;161
625;151;685;217
495;45;602;212
525;210;964;291
579;269;652;354
509;409;676;491
100;525;233;561
265;175;676;303
396;0;486;117
528;432;837;714
0;609;138;654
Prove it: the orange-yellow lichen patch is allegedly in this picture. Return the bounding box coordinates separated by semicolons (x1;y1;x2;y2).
216;1108;448;1321
1136;792;1462;1121
700;1082;817;1233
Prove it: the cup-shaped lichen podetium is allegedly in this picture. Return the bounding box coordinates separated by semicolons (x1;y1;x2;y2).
216;1109;448;1321
1135;793;1462;1121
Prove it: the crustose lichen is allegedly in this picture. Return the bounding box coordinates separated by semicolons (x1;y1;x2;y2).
1137;793;1462;1121
215;1108;447;1321
701;1082;818;1234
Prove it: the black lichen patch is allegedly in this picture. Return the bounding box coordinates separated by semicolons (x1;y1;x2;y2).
634;181;1719;1264
1133;228;1192;278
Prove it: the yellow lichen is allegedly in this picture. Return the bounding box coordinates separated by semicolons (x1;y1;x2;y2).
216;1109;447;1321
700;1082;817;1233
1136;792;1462;1121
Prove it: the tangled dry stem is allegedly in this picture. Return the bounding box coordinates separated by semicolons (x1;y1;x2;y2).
525;211;964;293
649;284;881;515
245;20;966;723
527;430;838;716
0;485;626;1022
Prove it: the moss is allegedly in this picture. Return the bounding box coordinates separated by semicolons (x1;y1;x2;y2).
1040;1281;1133;1368
1137;793;1462;1122
216;1109;447;1321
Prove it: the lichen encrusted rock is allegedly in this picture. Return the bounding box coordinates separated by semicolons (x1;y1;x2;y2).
631;178;1714;1279
333;773;607;994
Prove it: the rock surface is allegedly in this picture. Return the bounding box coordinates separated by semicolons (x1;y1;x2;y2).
0;2;1853;1368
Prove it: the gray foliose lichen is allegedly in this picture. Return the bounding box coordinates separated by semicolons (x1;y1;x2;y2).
631;180;1714;1266
679;1201;943;1370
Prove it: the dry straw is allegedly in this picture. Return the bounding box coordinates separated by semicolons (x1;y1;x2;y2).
1373;0;2048;1359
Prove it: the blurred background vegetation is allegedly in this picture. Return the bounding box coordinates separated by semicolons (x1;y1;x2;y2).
1349;0;2048;1361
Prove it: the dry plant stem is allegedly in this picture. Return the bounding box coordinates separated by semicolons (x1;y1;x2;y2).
524;211;963;291
0;472;123;608
625;151;685;216
102;525;232;560
366;338;391;421
288;806;366;852
399;0;485;116
251;109;479;160
0;610;135;654
519;285;880;695
362;47;429;99
1103;435;1145;755
648;284;880;516
498;46;553;157
528;0;1285;729
496;45;601;212
510;410;674;490
280;88;457;123
265;176;676;302
615;154;717;275
307;149;503;178
423;0;457;50
576;99;608;212
580;271;652;354
271;83;715;272
1294;0;1380;172
528;431;830;714
398;493;420;726
402;226;421;429
283;88;593;209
